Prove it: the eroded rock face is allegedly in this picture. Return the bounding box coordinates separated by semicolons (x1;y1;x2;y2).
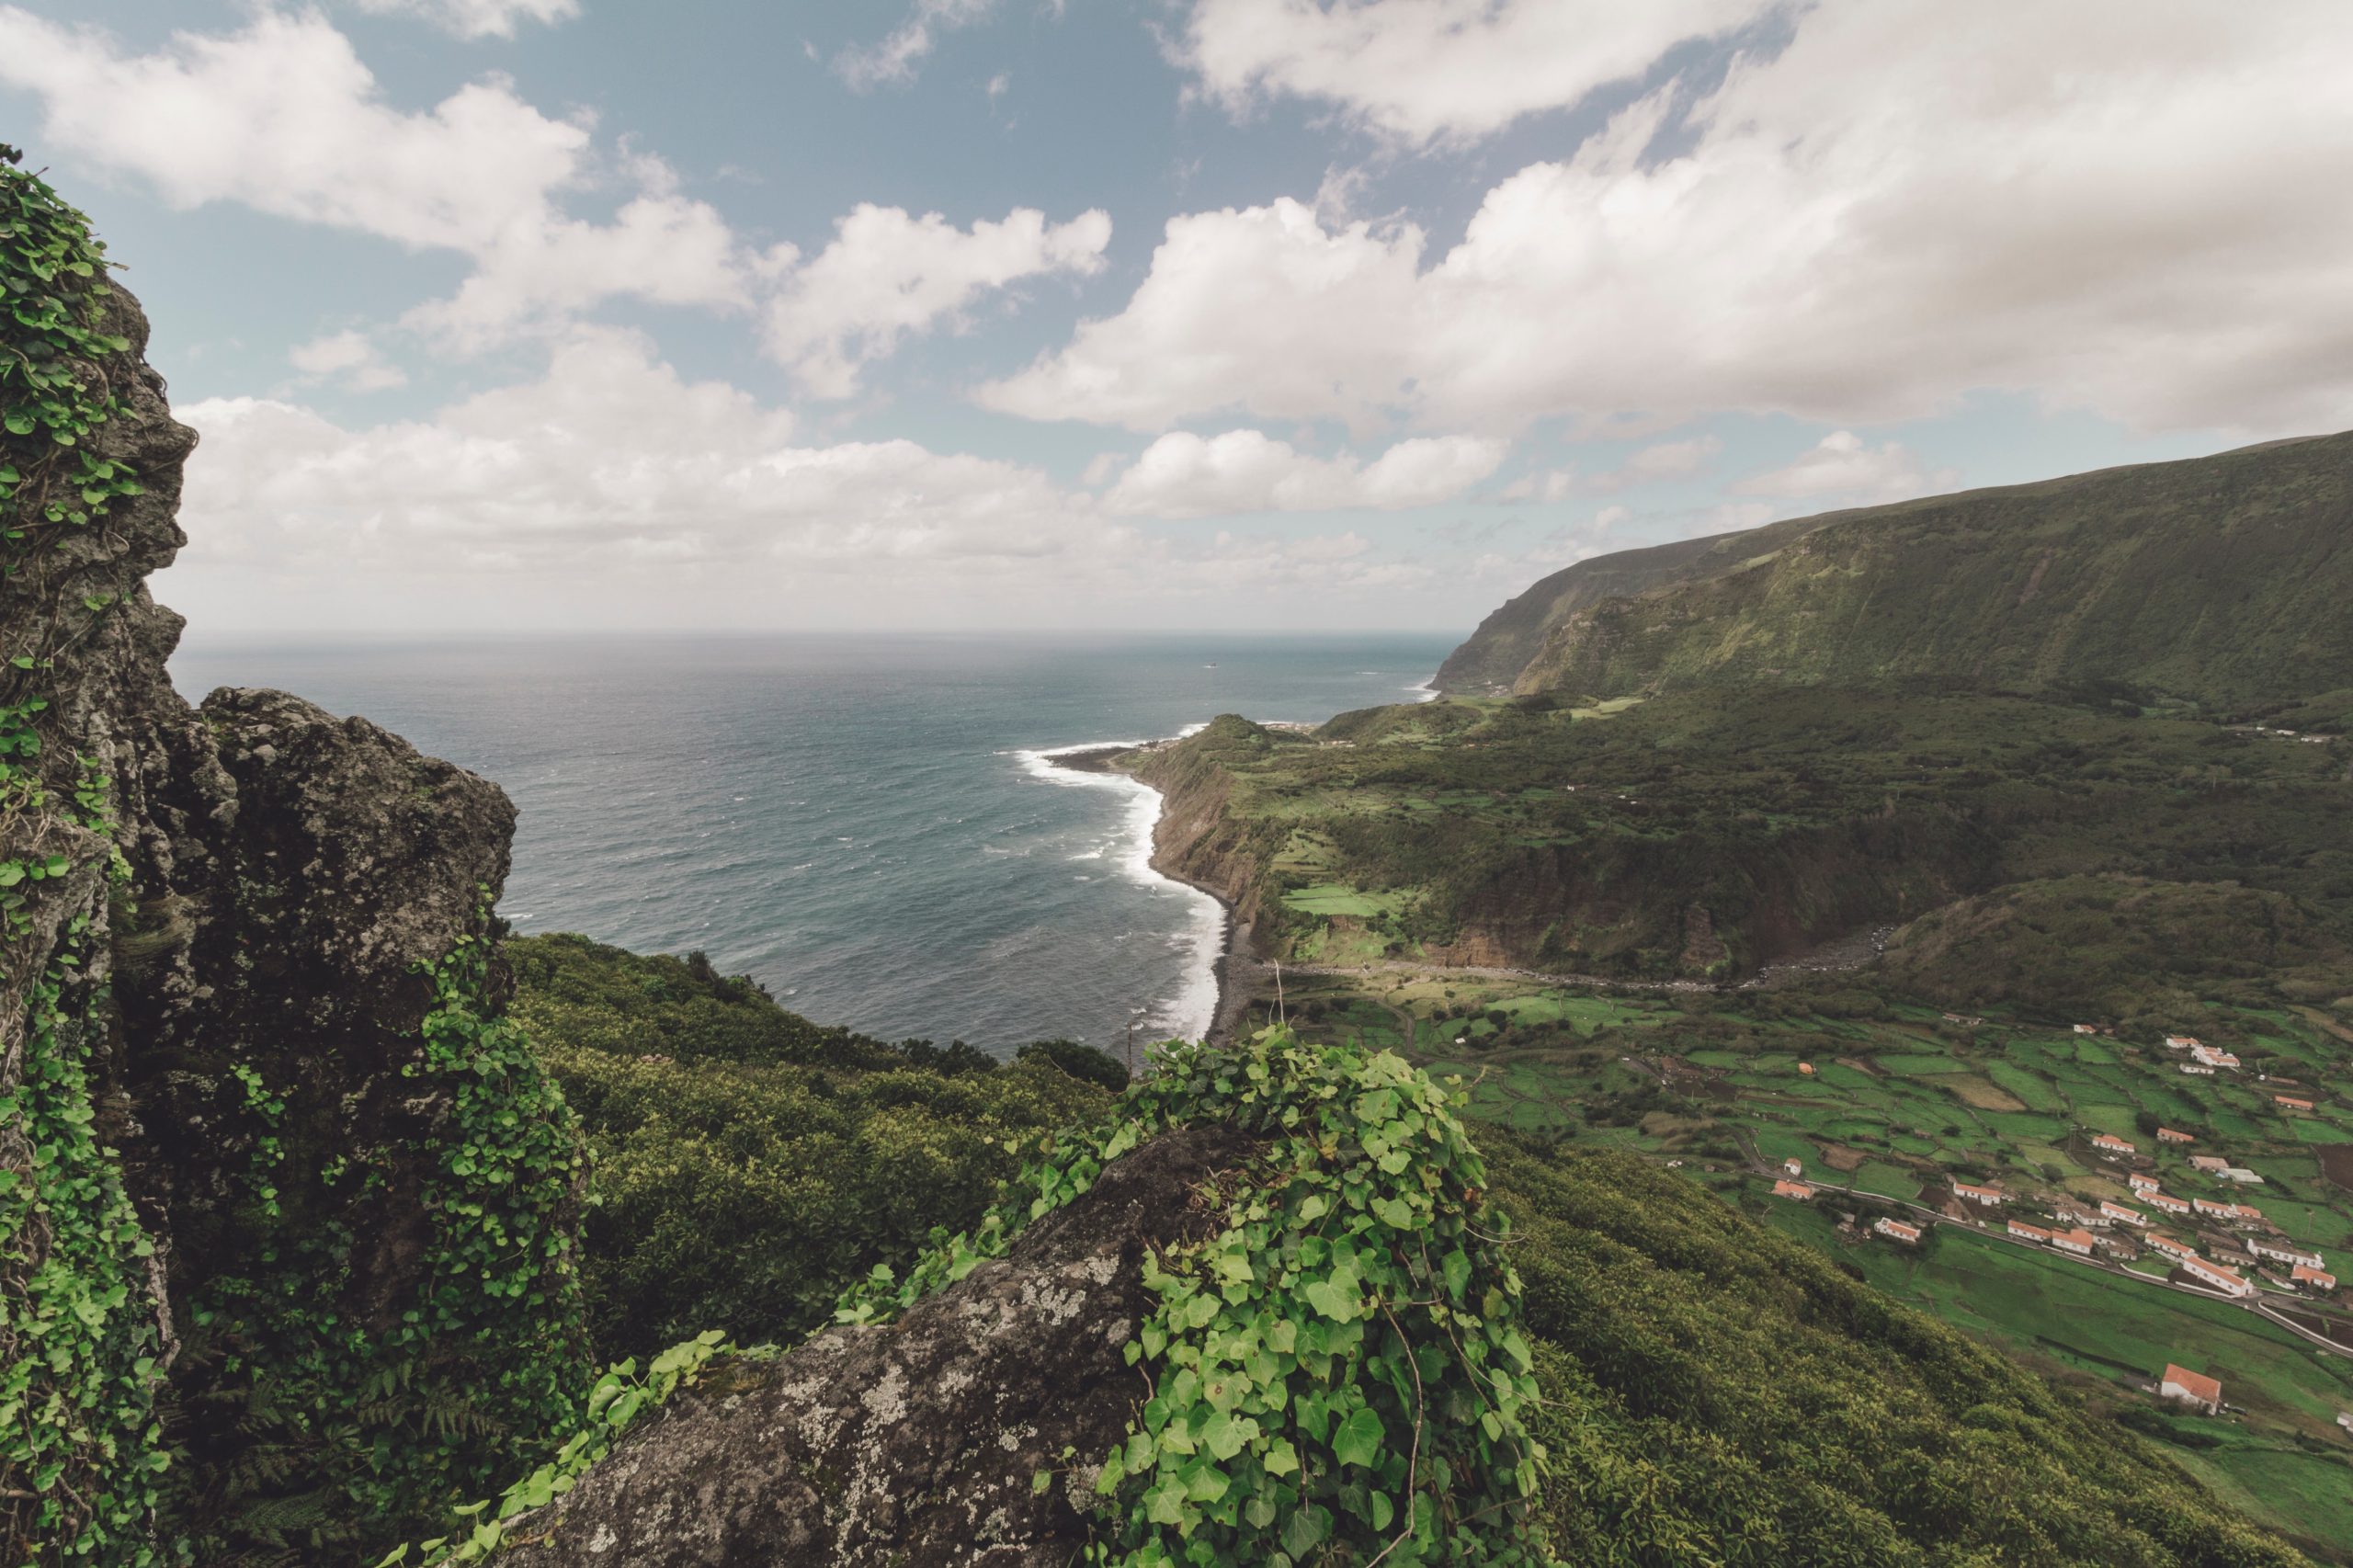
501;1124;1260;1568
2;277;555;1551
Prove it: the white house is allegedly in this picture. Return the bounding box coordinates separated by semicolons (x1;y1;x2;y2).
2090;1132;2135;1155
2101;1200;2148;1227
2249;1239;2325;1271
2160;1364;2222;1414
2052;1228;2097;1257
1953;1182;2006;1208
1874;1218;1923;1245
2181;1256;2256;1298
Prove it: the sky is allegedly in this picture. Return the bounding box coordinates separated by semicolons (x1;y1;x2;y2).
4;0;2350;635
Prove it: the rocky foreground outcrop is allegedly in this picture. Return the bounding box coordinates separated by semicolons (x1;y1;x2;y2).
501;1125;1256;1567
2;222;574;1555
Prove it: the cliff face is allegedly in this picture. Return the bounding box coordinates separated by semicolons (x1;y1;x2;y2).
1442;434;2353;708
2;179;581;1560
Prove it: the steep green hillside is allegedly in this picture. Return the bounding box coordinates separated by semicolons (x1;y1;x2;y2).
1493;1136;2313;1565
1433;515;1829;692
1454;434;2353;709
1880;877;2353;1023
1124;689;2352;980
507;933;1114;1357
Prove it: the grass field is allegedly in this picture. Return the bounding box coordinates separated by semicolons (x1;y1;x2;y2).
1269;966;2353;1553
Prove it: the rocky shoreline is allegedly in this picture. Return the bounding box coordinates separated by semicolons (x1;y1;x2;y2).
1041;741;1261;1048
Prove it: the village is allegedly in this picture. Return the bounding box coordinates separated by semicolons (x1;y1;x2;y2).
1771;1028;2343;1428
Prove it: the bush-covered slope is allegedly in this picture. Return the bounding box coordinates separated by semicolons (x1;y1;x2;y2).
1489;1136;2309;1565
1457;433;2353;709
1879;876;2353;1024
507;934;1112;1357
1123;689;2353;980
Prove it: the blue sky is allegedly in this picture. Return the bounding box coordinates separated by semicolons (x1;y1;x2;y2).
5;1;2348;635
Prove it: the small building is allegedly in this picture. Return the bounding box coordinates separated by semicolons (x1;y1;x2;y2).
1874;1217;1923;1245
2157;1127;2196;1144
2191;1197;2241;1220
2052;1228;2097;1256
2292;1263;2337;1293
2189;1154;2228;1174
1796;1062;1815;1077
2164;1036;2202;1051
2160;1364;2222;1415
1772;1178;1813;1200
2074;1024;2098;1036
2008;1219;2053;1244
2101;1200;2148;1227
2215;1167;2266;1185
2091;1132;2135;1154
1782;1157;1805;1177
2190;1043;2240;1070
2146;1233;2198;1263
2056;1204;2110;1231
2181;1256;2256;1298
2275;1095;2314;1113
2146;1191;2192;1216
1953;1181;2006;1209
2128;1172;2161;1192
2179;1062;2216;1076
2249;1238;2325;1270
2221;1201;2264;1223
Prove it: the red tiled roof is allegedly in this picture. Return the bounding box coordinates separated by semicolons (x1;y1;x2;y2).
2162;1364;2222;1404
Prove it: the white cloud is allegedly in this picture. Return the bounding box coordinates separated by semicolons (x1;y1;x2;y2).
1503;434;1722;501
1732;431;1957;503
289;328;407;392
1104;429;1505;517
348;0;580;40
765;204;1111;398
0;9;751;345
180;329;1102;575
989;3;2353;437
835;0;999;90
1177;0;1765;143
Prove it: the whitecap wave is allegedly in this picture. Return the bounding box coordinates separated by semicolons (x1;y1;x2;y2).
1013;739;1224;1042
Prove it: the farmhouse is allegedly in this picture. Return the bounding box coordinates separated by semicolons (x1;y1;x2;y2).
2159;1364;2222;1415
2180;1256;2256;1298
2101;1200;2148;1227
2145;1191;2192;1216
2249;1239;2325;1270
2090;1132;2135;1154
1874;1218;1923;1245
1797;1062;1815;1077
2007;1220;2053;1244
2191;1197;2243;1220
2052;1228;2097;1256
2190;1044;2240;1070
1772;1179;1813;1200
2074;1024;2098;1036
2189;1154;2228;1174
2164;1036;2201;1051
2146;1233;2198;1263
2128;1172;2161;1192
1783;1157;1804;1177
2055;1203;2109;1230
1952;1181;2006;1208
2292;1263;2337;1293
2275;1095;2315;1112
2156;1127;2195;1144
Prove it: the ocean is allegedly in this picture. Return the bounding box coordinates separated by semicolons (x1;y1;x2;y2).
165;632;1459;1054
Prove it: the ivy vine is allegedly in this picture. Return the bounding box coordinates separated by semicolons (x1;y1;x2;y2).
0;143;167;1568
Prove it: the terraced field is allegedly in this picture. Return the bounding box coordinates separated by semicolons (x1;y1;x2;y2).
1268;968;2353;1555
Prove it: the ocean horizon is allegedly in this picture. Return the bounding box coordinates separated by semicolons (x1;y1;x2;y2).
166;631;1461;1053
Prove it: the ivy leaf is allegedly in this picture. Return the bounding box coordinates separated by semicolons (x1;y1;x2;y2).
1442;1248;1472;1301
1332;1407;1385;1469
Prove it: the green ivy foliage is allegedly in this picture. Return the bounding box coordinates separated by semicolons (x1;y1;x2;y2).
840;1028;1553;1567
0;926;167;1568
173;926;590;1563
0;144;168;1568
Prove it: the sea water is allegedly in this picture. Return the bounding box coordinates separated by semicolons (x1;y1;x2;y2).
166;632;1457;1053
